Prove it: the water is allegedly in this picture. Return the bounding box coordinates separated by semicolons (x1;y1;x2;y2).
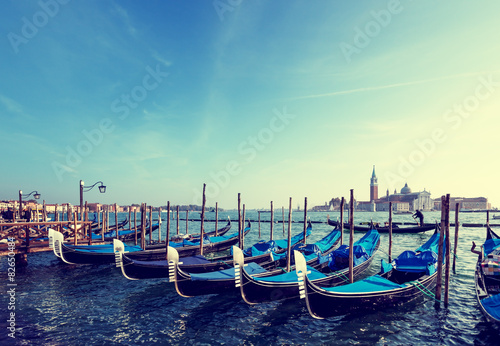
1;211;499;345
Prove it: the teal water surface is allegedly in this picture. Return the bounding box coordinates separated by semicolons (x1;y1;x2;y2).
1;210;499;345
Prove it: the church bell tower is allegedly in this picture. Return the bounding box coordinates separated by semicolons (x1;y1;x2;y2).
370;165;378;202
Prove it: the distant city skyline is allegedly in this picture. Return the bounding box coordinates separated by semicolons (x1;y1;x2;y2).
1;1;500;210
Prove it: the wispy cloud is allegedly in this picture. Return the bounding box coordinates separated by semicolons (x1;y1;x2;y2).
112;3;137;38
0;94;23;114
290;70;500;101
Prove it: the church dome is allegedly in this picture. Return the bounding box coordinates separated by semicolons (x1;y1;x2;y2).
401;183;412;194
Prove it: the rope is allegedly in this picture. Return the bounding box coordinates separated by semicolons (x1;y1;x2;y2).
409;280;443;303
336;271;350;283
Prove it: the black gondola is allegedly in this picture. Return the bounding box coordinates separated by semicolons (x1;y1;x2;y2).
115;222;310;280
235;228;380;304
297;225;443;319
51;220;242;265
169;222;342;297
327;218;435;233
474;226;500;323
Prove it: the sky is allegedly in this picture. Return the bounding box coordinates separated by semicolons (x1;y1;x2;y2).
1;0;500;210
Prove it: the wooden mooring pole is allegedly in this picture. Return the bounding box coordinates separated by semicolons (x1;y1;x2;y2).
237;193;241;248
340;197;344;246
242;204;246;250
200;184;206;256
176;206;180;235
270;201;274;241
215;202;218;236
453;203;460;273
165;201;170;260
444;194;451;306
389;201;393;262
349;189;354;283
436;195;446;303
303;197;308;244
286;197;292;272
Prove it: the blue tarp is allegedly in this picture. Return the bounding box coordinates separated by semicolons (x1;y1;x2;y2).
254;265;326;283
317;229;379;268
190;262;268;281
72;244;143;253
322;275;406;293
481;293;500;321
415;231;442;254
394;250;437;273
484;238;500;257
244;240;278;257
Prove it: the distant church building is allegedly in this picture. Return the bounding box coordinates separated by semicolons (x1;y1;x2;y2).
370;165;378;202
357;166;432;212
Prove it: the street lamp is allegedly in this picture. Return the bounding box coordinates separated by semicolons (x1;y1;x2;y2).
79;180;106;220
18;190;41;220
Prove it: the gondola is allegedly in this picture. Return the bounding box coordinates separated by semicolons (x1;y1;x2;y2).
297;225;443;319
474;226;500;323
327;218;435;233
115;222;311;280
168;222;342;297
51;220;242;265
236;227;380;304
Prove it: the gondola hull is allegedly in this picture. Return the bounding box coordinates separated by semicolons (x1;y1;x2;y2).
327;219;435;233
238;243;379;304
303;270;437;319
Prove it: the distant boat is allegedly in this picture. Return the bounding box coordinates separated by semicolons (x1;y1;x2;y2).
327;218;435;233
492;215;500;220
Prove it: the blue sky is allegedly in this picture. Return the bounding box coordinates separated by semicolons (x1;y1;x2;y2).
1;0;500;209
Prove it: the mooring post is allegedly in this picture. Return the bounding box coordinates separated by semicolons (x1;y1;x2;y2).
149;206;153;244
158;207;162;242
303;197;308;244
444;194;451;306
115;203;119;240
487;210;490;226
340;197;344;246
286;197;292;272
141;203;146;250
242;204;246;250
73;211;78;246
185;210;189;235
349;189;354;283
215;202;219;236
200;184;206;256
389;201;393;262
166;201;171;260
237;193;241;247
134;208;137;245
436;195;446;303
453;203;460;273
270;201;274;241
176;206;180;235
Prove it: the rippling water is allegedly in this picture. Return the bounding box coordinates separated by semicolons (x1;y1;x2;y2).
1;211;499;345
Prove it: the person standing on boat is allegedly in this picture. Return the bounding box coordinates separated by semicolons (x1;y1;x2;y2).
413;209;424;226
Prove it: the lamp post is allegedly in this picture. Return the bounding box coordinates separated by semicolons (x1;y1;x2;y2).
18;190;40;221
79;180;106;221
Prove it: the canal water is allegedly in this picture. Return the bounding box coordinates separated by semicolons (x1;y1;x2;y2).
1;210;498;345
